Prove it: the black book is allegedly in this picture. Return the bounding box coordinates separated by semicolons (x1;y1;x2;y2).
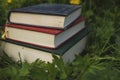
8;4;82;29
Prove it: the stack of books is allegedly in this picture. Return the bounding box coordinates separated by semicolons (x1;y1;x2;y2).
0;4;90;63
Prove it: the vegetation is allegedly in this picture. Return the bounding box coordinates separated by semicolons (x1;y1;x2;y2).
0;0;120;80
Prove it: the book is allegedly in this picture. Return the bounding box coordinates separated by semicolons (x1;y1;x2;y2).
8;4;82;29
5;17;85;49
0;27;90;63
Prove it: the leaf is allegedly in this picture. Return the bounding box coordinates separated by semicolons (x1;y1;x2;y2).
52;55;71;79
29;66;48;80
85;10;94;18
90;65;105;71
45;62;58;80
19;61;30;77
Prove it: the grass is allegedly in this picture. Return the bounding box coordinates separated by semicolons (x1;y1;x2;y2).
0;0;120;80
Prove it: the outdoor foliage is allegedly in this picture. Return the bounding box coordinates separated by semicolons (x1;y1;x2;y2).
0;0;120;80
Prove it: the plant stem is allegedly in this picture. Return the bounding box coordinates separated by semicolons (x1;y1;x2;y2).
75;59;94;80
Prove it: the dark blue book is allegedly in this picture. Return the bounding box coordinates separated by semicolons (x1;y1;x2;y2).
8;4;82;29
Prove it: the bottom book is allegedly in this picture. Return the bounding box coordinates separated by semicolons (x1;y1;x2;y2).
0;27;90;63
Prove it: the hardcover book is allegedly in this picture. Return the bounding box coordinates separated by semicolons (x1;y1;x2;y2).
5;17;85;49
0;27;90;63
8;4;82;29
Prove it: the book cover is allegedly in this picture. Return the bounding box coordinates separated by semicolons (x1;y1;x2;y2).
9;4;81;16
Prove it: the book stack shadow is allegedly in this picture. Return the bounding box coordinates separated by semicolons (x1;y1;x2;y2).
0;4;90;63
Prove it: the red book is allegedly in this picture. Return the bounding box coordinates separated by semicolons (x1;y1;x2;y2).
5;17;85;49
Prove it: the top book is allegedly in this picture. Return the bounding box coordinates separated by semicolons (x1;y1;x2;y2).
8;4;82;29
